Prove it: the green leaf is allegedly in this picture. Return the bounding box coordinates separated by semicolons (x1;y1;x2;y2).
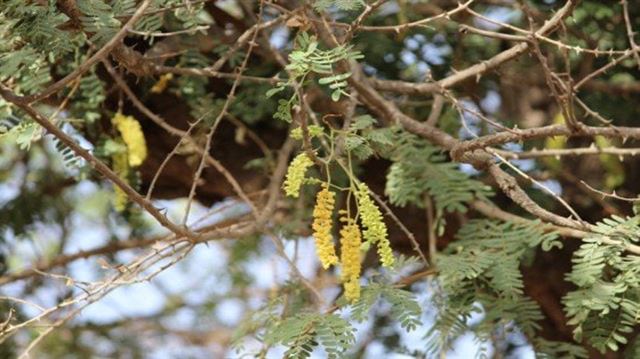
345;135;373;159
331;89;342;102
350;115;377;130
266;85;286;98
318;72;352;85
384;132;492;210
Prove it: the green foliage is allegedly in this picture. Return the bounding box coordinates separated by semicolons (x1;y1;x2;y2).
229;84;279;125
267;314;318;359
173;51;225;126
232;263;422;358
287;32;362;100
1;108;85;171
1;1;75;56
427;219;562;356
231;296;285;353
563;215;640;353
0;116;42;150
268;32;363;122
339;115;396;160
168;0;209;31
1;1;640;357
78;0;182;44
264;312;355;359
438;220;561;297
350;283;422;332
384;132;493;212
0;47;51;96
66;70;106;124
77;0;123;45
533;338;589;359
273;97;294;123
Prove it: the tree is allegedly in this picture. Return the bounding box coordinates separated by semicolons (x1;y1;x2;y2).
1;0;639;357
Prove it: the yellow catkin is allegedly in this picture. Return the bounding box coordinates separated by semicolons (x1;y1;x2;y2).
282;152;313;198
112;151;129;212
355;183;395;268
340;220;362;302
312;184;338;269
343;279;361;303
150;73;173;94
112;112;148;167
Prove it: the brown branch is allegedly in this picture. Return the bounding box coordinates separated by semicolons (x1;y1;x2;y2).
451;125;640;157
0;214;255;286
494;146;640;159
0;83;194;240
369;0;578;96
487;163;584;228
6;0;153;104
621;0;640;70
314;3;592;236
357;0;473;33
155;65;280;83
0;237;157;286
469;200;587;238
101;60;260;216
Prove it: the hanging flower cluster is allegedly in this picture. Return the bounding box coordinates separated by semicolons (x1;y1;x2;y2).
150;73;173;94
110;113;148;212
282;148;396;302
339;217;362;302
312;183;338;269
283;152;313;198
112;112;148;167
355;183;394;268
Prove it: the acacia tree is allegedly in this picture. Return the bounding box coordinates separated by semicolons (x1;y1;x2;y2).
1;0;640;357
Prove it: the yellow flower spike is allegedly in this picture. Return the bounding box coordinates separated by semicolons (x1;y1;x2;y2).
343;279;361;303
340;219;362;302
111;151;129;212
150;73;173;94
376;234;394;268
340;221;362;281
355;183;395;268
283;152;313;198
112;113;148;167
312;184;338;269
